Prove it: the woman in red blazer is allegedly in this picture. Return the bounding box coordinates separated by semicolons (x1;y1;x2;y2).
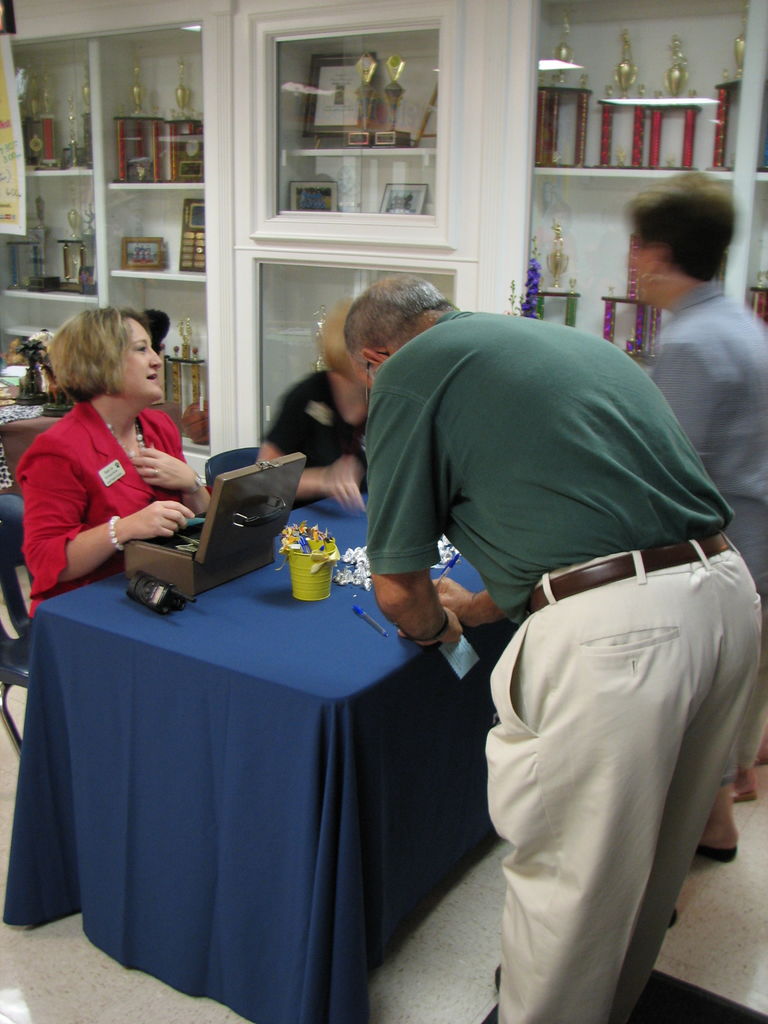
18;307;210;612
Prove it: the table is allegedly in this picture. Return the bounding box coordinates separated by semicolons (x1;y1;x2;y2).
4;500;514;1024
0;405;46;491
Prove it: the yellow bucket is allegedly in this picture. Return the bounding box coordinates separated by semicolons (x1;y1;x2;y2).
286;538;339;601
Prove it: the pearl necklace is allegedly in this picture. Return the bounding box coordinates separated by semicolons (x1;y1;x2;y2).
107;418;145;458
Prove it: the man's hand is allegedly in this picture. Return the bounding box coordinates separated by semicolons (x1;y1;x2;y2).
372;569;463;645
435;579;506;628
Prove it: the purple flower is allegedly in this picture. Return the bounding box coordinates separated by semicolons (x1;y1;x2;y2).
521;257;541;318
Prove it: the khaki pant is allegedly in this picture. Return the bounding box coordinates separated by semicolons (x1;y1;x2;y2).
487;549;760;1024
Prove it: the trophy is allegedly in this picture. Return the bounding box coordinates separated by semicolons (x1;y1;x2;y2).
115;59;163;183
735;3;746;79
566;279;578;328
63;95;80;168
168;60;204;182
131;59;145;115
79;204;96;294
190;349;203;404
168;346;182;403
165;320;207;420
6;241;35;290
375;55;410;146
29;196;46;279
174;58;191;117
178;317;192;360
27;195;59;291
38;72;60;168
22;70;44;166
614;30;638;98
347;52;377;146
547;221;569;289
58;208;84;291
664;36;688;97
81;61;93;166
552;10;574;84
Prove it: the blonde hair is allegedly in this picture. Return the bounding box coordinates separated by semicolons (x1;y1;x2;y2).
318;299;355;377
49;307;148;402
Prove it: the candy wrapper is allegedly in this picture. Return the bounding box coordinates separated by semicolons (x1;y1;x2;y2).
334;536;460;589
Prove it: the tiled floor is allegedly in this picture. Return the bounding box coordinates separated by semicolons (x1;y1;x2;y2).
0;685;766;1024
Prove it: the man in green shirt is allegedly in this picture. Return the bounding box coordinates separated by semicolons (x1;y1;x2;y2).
344;276;761;1024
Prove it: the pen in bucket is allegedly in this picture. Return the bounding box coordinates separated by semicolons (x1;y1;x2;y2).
352;605;390;638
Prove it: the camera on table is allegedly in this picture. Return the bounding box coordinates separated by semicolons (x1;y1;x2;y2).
127;571;193;614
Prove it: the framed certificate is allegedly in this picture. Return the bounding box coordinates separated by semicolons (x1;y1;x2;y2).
303;53;377;137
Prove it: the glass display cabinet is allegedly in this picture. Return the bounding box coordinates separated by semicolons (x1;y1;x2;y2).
4;37;97;346
275;28;439;217
5;25;209;453
528;0;767;361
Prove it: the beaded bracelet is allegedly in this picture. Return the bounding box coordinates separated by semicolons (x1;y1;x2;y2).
108;515;124;552
397;609;450;645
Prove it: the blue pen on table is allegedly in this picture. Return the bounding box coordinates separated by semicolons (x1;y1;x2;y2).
352;605;390;638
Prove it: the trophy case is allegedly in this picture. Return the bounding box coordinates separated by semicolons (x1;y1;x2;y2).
3;37;98;354
275;29;439;216
3;25;209;456
527;0;767;360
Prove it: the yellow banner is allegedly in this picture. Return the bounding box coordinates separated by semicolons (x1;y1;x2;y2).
0;35;26;235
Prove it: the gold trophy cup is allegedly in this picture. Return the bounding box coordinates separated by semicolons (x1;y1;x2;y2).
664;36;688;97
547;221;569;289
347;53;377;146
614;29;638;98
376;55;411;146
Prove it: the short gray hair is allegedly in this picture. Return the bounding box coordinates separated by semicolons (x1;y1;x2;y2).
344;276;453;356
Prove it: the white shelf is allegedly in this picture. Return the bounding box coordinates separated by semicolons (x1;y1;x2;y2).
2;290;99;303
533;166;733;180
110;269;206;283
26;167;94;178
599;97;719;108
292;147;436;159
108;182;205;191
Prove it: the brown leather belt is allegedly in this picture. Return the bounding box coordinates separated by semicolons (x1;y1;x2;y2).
529;533;731;614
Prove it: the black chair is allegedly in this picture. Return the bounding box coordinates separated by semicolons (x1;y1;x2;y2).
0;494;30;754
204;447;260;487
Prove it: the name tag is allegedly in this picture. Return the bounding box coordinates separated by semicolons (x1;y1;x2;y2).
99;460;125;486
305;400;334;427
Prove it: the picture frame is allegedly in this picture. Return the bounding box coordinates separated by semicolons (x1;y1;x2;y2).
289;181;338;212
121;237;166;270
379;183;428;215
303;53;377;137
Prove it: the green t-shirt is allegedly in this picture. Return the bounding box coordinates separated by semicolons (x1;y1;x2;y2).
365;311;731;623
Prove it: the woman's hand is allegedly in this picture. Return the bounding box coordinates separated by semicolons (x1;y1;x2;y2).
322;455;365;511
131;446;198;493
60;500;195;583
119;500;195;541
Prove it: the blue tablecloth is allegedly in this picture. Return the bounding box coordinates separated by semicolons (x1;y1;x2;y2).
4;500;514;1024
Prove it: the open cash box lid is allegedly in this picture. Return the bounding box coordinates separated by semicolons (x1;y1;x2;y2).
124;451;306;595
